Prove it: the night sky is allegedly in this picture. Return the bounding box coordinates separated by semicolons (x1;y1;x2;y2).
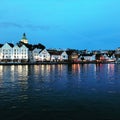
0;0;120;50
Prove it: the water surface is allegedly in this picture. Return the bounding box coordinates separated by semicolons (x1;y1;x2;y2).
0;64;120;120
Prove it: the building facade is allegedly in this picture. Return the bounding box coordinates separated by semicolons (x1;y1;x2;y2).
39;49;50;61
0;43;28;63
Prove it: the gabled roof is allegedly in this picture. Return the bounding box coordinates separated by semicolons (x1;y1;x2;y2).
7;43;14;47
0;44;3;48
47;50;63;55
66;50;78;55
80;53;93;56
17;41;45;51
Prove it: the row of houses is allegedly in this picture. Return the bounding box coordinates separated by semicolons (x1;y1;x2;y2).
0;33;69;63
0;42;118;63
0;33;120;63
0;42;69;63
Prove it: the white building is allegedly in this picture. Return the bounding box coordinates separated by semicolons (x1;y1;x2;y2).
0;43;28;63
29;47;42;62
20;45;28;62
1;43;14;62
78;54;96;61
13;45;21;62
39;49;50;61
61;51;68;61
47;50;68;62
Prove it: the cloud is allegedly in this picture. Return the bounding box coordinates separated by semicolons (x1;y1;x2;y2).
26;24;51;30
0;22;22;28
0;22;59;31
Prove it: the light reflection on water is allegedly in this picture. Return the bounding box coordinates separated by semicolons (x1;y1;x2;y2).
0;64;120;120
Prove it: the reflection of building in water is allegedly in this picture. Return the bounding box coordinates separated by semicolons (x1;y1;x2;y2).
18;65;28;77
94;64;115;82
0;65;29;90
10;65;15;82
0;66;3;84
70;64;81;82
32;65;66;83
0;66;3;76
107;64;115;79
33;65;41;74
17;65;28;91
95;64;104;72
57;64;63;72
72;64;80;73
0;66;14;83
32;65;52;82
108;64;114;73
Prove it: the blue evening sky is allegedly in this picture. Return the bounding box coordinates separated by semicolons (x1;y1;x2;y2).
0;0;120;50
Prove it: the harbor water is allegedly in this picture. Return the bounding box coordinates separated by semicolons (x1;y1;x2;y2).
0;64;120;120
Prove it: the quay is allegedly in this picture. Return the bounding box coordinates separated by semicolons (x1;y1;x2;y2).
0;61;115;65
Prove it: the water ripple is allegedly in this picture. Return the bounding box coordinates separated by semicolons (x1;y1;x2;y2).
0;64;120;119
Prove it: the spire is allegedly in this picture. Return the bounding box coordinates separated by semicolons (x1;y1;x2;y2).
22;33;27;39
21;33;28;44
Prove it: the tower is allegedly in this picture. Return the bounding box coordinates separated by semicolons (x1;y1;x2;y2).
20;33;28;44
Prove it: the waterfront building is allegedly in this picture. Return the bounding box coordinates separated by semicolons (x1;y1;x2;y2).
29;47;42;62
13;44;21;62
0;43;28;63
19;44;28;62
78;54;96;61
47;50;68;62
0;43;14;62
66;50;78;62
101;54;115;62
17;33;45;63
27;44;45;62
0;33;118;63
47;50;62;62
115;47;120;54
115;47;120;61
39;49;50;61
60;51;68;61
107;54;116;62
